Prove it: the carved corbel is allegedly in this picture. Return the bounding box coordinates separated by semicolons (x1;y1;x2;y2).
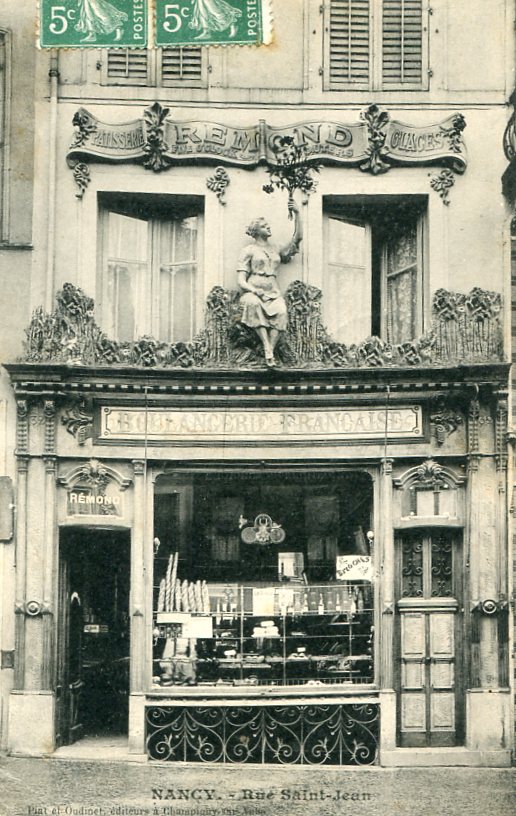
430;397;463;445
62;400;93;446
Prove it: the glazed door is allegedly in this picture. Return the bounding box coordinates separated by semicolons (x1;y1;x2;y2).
396;530;463;747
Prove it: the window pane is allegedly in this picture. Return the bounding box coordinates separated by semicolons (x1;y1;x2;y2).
325;218;370;344
159;218;198;343
105;213;148;341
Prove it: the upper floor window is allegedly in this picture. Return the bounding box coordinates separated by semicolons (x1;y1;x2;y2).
323;195;427;345
103;47;206;87
324;0;428;91
98;193;204;344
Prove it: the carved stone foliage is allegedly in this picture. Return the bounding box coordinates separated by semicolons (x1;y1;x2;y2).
70;108;98;148
206;167;230;204
22;281;504;370
143;102;171;172
62;401;93;446
359;104;390;175
430;168;455;205
430;398;463;446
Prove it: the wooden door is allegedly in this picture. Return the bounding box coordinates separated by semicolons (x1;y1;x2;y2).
396;530;462;747
55;538;84;747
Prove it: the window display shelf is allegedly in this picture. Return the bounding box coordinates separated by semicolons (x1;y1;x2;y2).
152;582;374;690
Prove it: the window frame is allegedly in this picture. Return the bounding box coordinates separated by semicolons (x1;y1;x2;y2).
323;0;429;92
97;193;205;345
101;47;208;88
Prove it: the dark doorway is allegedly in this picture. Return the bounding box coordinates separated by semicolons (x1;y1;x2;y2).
56;528;130;746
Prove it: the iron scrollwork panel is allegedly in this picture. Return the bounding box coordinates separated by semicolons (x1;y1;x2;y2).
145;703;379;766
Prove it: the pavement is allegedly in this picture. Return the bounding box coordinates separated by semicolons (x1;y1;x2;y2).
0;753;514;816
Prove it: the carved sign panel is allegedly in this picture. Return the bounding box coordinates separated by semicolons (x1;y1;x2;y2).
67;104;467;174
100;406;423;444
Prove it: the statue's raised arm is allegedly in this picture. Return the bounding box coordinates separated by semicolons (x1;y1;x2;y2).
236;209;303;367
279;201;303;263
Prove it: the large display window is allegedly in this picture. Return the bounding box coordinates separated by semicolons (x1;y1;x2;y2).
151;470;375;691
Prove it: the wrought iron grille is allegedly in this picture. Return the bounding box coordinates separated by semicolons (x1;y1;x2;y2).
145;703;379;765
431;533;453;597
401;535;424;597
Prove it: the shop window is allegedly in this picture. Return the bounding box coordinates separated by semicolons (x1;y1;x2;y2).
103;48;206;87
323;195;426;345
98;193;204;343
324;0;428;91
152;471;375;690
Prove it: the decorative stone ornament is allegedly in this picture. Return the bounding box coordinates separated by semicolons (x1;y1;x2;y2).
65;102;468;196
21;282;504;371
206;167;230;204
62;401;94;446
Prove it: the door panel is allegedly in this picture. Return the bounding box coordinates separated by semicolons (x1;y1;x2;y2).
401;693;426;731
396;530;462;747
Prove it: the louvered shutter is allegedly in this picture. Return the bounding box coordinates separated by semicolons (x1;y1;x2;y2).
327;0;371;87
161;48;204;85
106;49;149;85
382;0;424;86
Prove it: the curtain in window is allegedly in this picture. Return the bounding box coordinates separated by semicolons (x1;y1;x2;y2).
385;223;418;344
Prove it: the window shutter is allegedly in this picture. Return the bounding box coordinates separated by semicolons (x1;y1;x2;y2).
106;49;149;84
161;47;204;85
328;0;371;86
382;0;423;86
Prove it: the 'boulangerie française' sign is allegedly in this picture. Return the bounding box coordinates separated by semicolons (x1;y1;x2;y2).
67;105;467;173
99;406;423;444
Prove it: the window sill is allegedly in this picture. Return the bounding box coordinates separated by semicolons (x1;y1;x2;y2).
145;684;378;701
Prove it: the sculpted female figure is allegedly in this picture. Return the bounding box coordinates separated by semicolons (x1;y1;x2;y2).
237;203;302;366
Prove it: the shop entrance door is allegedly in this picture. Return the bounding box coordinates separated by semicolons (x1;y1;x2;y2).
55;528;131;747
395;529;463;747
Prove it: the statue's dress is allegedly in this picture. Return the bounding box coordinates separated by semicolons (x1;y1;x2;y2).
237;243;288;332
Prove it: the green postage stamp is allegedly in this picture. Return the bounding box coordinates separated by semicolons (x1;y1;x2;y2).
40;1;148;48
40;1;269;48
155;1;267;47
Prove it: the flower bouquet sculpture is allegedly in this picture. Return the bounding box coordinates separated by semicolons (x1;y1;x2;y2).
263;135;320;218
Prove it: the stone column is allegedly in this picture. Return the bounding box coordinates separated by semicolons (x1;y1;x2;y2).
378;458;396;754
465;394;511;761
129;459;146;753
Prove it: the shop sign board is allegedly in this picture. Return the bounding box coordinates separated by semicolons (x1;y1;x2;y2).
99;405;423;444
67;109;467;173
67;486;122;516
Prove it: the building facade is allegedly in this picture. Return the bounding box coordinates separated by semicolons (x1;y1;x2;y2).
0;1;514;766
